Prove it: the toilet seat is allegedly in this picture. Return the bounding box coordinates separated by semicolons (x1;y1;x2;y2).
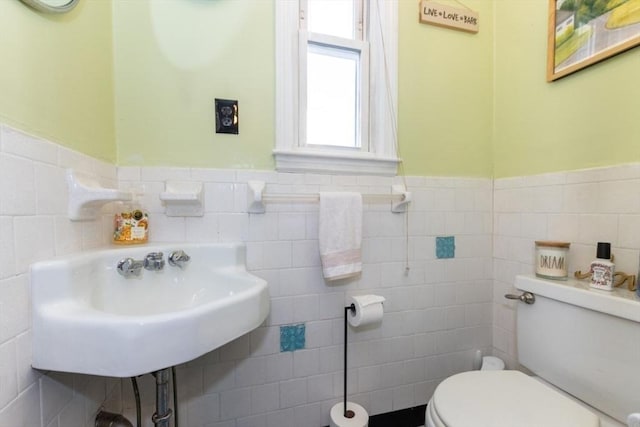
428;370;600;427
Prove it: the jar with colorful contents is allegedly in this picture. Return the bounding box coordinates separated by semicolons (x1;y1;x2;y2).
113;205;148;245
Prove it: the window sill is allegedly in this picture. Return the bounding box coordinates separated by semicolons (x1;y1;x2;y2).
273;149;399;176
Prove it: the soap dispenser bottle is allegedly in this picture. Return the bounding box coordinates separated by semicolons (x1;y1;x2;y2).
590;242;614;291
113;190;148;245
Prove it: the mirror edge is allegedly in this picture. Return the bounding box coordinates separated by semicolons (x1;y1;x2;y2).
19;0;80;14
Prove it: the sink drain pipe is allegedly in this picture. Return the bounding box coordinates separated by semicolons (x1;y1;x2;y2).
96;367;179;427
151;367;179;427
152;368;173;427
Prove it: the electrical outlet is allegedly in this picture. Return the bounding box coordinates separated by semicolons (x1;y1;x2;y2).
215;98;239;134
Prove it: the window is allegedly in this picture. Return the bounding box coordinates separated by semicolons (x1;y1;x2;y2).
301;0;367;151
274;0;399;176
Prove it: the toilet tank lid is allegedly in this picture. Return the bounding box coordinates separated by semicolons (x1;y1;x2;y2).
516;274;640;323
432;371;599;427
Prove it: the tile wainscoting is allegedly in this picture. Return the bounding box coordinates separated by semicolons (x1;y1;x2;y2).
0;124;120;427
6;121;640;426
0;122;529;427
493;165;640;367
10;123;640;426
116;165;493;427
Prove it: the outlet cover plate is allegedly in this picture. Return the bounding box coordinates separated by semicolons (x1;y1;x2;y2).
215;98;239;134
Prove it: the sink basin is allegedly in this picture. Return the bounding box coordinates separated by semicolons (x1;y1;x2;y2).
31;243;269;377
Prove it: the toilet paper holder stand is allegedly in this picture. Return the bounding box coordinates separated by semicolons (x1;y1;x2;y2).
343;304;357;419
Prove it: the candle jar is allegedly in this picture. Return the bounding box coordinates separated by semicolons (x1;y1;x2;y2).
535;241;570;280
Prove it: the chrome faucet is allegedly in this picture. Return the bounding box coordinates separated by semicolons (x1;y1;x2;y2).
168;250;191;269
144;252;165;271
117;258;145;277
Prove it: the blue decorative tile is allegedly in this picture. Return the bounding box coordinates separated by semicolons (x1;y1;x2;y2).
436;236;455;259
280;324;306;352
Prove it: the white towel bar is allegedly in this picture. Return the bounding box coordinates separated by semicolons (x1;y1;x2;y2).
247;181;411;214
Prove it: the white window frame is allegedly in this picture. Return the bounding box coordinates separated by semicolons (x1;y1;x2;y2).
274;0;399;176
300;32;369;151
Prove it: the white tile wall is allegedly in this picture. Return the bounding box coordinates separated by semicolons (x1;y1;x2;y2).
116;167;494;427
0;123;493;426
0;124;119;427
493;164;640;367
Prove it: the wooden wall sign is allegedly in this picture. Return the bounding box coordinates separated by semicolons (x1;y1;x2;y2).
419;1;479;34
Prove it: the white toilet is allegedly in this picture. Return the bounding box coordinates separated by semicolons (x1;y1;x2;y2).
426;274;640;427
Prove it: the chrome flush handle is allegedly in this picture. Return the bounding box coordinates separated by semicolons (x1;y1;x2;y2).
504;292;536;305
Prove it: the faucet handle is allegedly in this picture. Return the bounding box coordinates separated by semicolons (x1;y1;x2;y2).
144;252;165;271
117;258;144;277
146;252;164;260
168;250;191;269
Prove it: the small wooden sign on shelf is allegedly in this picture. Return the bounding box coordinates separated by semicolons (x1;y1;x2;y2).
419;0;479;34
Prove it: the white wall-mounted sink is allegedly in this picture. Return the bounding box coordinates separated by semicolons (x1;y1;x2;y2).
31;243;269;377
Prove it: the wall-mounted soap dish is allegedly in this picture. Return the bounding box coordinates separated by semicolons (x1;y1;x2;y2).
159;181;204;216
67;169;133;221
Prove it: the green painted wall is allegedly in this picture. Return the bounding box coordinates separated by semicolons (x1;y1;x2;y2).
0;0;116;163
493;0;640;178
398;0;494;177
114;0;495;177
113;0;275;169
7;0;638;178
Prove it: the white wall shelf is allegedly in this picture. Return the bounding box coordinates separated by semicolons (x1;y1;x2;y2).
159;181;204;216
67;169;132;221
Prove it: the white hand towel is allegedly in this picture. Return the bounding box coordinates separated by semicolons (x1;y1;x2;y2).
319;192;363;280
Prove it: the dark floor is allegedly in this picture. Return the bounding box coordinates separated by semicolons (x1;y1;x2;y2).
369;405;426;427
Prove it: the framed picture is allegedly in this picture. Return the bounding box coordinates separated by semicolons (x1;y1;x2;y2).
547;0;640;81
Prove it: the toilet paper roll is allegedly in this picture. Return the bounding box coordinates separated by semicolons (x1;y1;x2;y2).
348;294;385;327
330;402;369;427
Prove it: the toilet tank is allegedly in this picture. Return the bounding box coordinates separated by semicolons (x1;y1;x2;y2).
515;274;640;424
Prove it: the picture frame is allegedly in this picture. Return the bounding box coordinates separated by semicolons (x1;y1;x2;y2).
547;0;640;81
